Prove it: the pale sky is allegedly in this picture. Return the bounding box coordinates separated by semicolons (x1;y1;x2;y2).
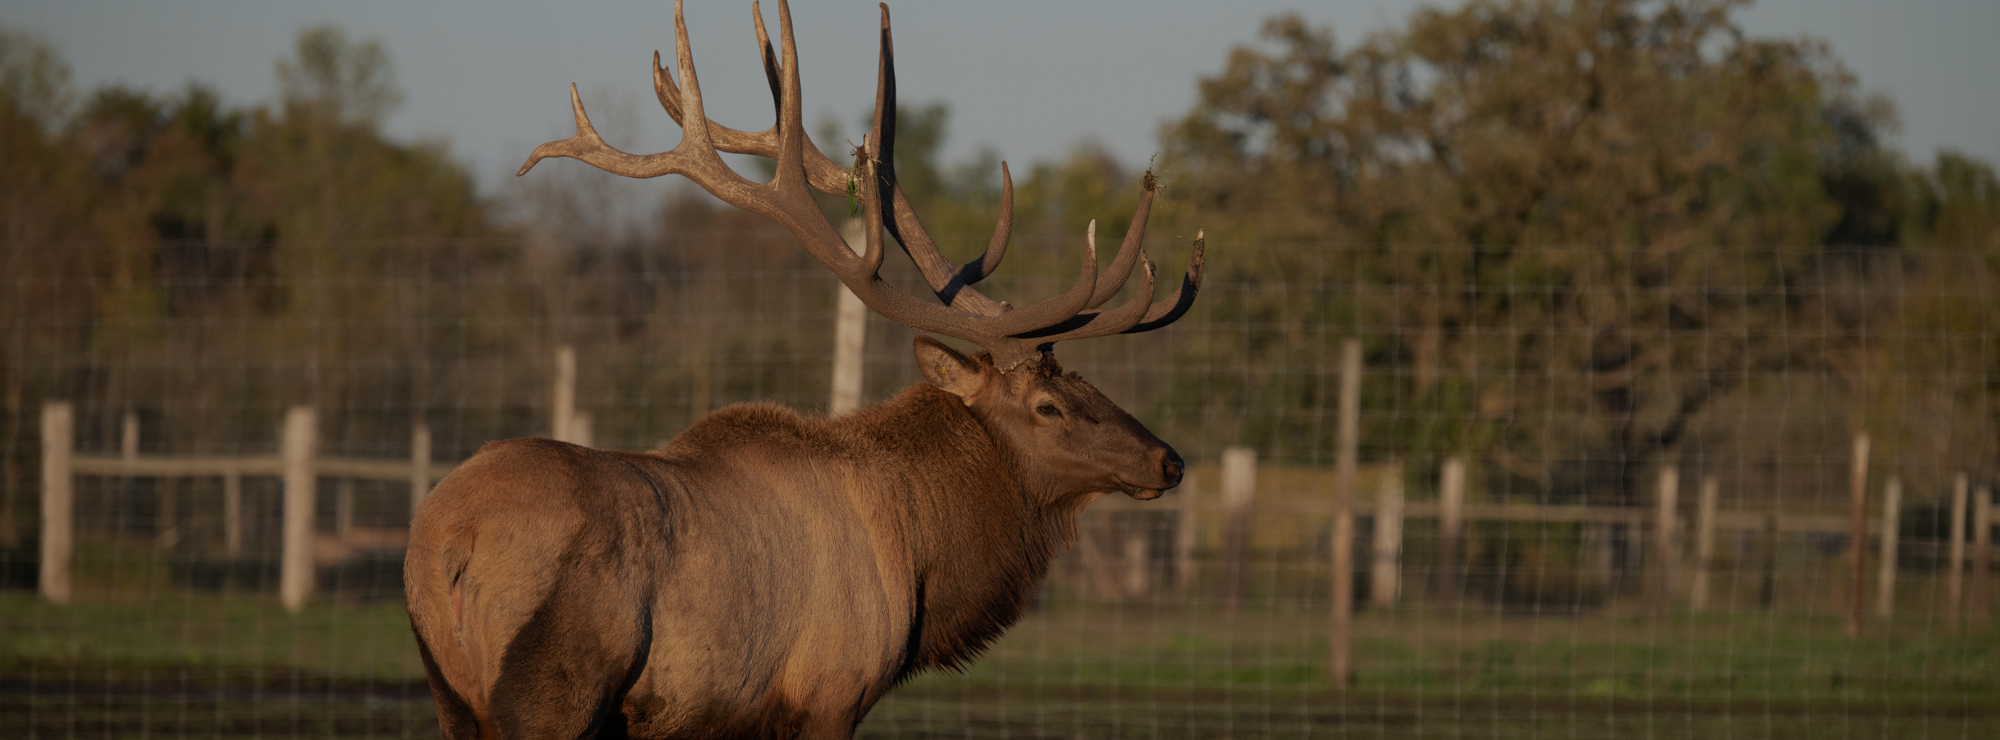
11;0;1998;199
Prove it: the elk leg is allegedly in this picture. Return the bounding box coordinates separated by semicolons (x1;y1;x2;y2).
487;569;652;740
413;628;485;740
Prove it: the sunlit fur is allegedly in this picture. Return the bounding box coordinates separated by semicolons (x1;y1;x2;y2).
404;342;1180;739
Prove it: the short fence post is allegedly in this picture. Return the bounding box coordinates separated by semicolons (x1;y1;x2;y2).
1121;529;1149;597
334;479;355;538
280;406;317;613
410;421;432;518
1948;474;1968;632
120;412;143;540
1758;512;1779;610
1690;476;1719;612
1846;433;1869;637
829;219;869;416
1437;457;1465;610
223;467;243;558
1876;477;1900;620
39;402;74;605
552;345;578;444
1370;460;1404;608
1220;447;1257;612
1173;478;1197;592
1653;465;1679;615
1328;338;1361;688
1975;487;1993;626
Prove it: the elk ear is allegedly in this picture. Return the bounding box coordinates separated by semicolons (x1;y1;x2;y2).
915;335;988;403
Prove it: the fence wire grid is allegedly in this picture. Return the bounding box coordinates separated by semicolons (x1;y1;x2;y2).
2;235;1998;739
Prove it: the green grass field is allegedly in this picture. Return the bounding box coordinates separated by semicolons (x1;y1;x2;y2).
5;590;1997;738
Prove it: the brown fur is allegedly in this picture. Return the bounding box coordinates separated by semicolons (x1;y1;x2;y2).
405;343;1182;740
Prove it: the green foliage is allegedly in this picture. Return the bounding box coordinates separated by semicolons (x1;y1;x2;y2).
0;22;497;488
1155;0;1990;502
0;28;71;131
4;2;2000;522
276;24;402;128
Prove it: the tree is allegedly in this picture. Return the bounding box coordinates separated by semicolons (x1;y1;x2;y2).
1162;0;1902;504
0;28;87;548
276;24;401;128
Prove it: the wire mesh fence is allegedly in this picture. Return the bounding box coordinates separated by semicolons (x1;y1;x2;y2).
3;236;1997;738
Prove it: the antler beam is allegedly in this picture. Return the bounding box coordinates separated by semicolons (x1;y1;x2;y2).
519;0;1203;370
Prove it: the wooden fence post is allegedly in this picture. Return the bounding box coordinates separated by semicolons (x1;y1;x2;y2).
1653;465;1679;615
1220;446;1257;612
121;412;146;540
1876;477;1901;620
1948;473;1968;632
1846;433;1869;637
1121;529;1149;597
1690;476;1719;612
829;219;869;416
410;421;432;518
1328;338;1361;688
1370;460;1404;608
1173;477;1197;592
1975;486;1993;626
334;479;355;538
39;402;73;605
1759;512;1779;610
280;406;317;613
223;467;243;558
552;345;578;444
1437;457;1466;610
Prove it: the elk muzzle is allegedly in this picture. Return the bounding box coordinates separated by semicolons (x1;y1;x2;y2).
1123;444;1185;500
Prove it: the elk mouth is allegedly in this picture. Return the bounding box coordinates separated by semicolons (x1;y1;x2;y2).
1116;482;1169;501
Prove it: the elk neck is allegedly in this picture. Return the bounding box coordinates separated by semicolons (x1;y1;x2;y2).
846;382;1081;673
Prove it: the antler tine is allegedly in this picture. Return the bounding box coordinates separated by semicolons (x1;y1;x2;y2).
668;0;714;150
522;1;1205;372
650;7;850;194
1087;173;1159;309
966;162;1014;287
522;0;744;182
867;4;1012;318
1014;230;1203;342
1124;232;1206;333
751;1;782;115
1019;249;1158;342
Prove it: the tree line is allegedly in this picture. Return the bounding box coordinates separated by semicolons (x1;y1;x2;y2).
4;0;1999;552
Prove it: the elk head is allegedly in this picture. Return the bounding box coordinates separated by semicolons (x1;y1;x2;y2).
518;0;1202;498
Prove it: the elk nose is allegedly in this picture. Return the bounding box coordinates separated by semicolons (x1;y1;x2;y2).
1159;447;1185;488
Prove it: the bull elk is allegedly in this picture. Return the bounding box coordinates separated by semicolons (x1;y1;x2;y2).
403;1;1204;737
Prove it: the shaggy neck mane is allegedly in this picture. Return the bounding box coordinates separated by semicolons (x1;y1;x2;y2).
849;384;1086;676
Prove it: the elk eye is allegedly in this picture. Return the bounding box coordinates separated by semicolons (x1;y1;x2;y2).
1036;402;1062;418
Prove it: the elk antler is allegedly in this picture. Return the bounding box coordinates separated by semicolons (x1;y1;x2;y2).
519;0;1204;370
